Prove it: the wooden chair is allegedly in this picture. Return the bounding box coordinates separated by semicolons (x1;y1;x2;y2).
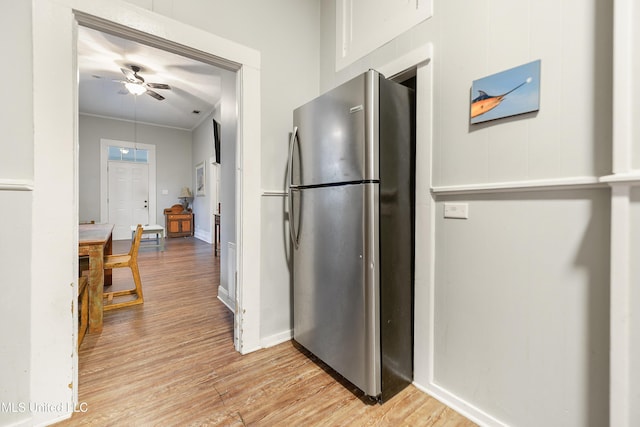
103;224;144;310
78;274;89;349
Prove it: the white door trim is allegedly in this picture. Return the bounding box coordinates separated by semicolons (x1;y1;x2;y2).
100;138;157;234
209;157;220;244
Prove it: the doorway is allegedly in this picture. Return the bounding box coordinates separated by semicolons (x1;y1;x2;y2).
71;5;263;354
381;49;434;391
74;10;254;352
108;161;149;239
78;22;235;328
100;139;157;240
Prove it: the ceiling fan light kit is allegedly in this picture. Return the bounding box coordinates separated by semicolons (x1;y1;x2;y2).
124;82;147;95
119;64;171;100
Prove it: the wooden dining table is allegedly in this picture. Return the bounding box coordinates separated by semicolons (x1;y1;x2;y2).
79;223;114;333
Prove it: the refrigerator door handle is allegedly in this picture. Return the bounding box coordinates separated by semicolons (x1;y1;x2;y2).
288;126;297;189
287;126;299;248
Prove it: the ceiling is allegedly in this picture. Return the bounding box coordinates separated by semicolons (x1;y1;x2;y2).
77;26;223;130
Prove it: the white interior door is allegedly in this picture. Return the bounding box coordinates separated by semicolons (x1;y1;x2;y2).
101;139;156;240
108;161;149;240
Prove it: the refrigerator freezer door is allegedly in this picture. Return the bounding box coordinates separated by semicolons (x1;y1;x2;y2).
291;71;379;187
292;183;380;397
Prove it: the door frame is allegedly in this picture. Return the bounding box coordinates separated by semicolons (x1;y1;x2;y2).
100;138;157;235
209;157;221;243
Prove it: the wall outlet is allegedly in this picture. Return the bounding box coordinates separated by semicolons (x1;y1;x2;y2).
444;203;469;219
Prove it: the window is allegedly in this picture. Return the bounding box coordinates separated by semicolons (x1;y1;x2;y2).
108;146;149;163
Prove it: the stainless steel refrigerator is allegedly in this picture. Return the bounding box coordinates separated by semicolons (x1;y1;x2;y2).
288;69;415;402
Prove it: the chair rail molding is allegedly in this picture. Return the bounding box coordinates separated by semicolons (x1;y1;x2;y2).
600;172;640;186
431;176;606;196
262;190;287;197
0;178;34;191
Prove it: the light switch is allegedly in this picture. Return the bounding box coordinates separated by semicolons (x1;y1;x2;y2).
161;189;169;195
444;203;469;219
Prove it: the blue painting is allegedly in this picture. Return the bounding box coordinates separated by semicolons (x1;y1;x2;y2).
470;60;541;124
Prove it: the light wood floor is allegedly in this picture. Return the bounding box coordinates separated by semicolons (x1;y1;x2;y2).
57;237;476;426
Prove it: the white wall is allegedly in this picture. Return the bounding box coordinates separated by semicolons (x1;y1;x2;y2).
259;194;292;346
79;115;193;226
626;3;640;424
633;4;640;171
427;3;612;423
319;0;612;426
0;191;32;427
192;112;216;240
0;1;33;425
431;2;612;186
218;69;238;308
190;66;238;310
614;7;640;420
434;191;609;426
629;189;640;424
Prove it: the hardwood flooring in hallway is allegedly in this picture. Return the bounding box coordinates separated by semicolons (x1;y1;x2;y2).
57;237;475;426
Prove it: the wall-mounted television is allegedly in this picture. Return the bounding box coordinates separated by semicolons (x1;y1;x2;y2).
213;119;221;164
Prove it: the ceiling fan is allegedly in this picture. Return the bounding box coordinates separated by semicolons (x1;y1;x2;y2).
118;65;171;100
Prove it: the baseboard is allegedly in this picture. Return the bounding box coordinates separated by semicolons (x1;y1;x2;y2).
217;288;234;312
216;296;292;350
194;229;212;244
412;381;508;427
260;329;293;348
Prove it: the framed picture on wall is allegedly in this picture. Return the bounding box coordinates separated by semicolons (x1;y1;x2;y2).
470;59;541;124
196;161;205;196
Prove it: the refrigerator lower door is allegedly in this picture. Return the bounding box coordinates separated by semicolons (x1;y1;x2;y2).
293;183;380;397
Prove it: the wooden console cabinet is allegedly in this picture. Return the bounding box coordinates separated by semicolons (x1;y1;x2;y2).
164;204;194;237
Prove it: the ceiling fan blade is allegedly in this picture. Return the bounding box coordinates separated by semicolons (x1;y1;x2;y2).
121;67;144;83
146;90;165;101
146;82;171;90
